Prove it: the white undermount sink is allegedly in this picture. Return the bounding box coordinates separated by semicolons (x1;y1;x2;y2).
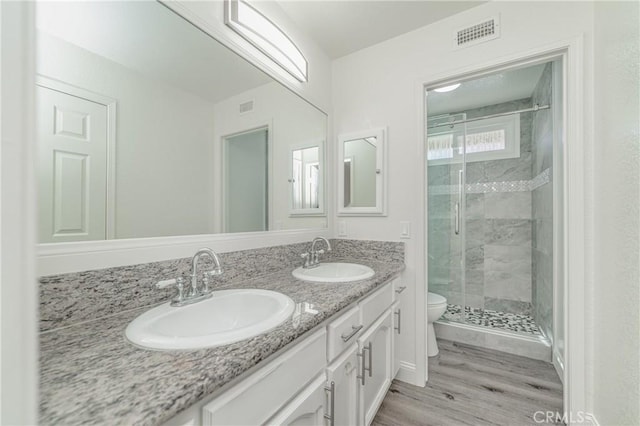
292;262;375;283
125;289;295;350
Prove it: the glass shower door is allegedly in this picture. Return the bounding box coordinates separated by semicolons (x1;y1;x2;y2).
427;116;467;323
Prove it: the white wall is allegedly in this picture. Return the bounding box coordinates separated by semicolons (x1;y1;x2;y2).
1;2;39;424
592;2;640;424
332;0;596;393
37;33;216;239
213;82;327;232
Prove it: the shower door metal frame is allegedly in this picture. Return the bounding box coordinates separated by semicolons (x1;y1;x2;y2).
420;37;586;422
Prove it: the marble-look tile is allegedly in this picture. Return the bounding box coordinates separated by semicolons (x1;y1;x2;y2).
484;219;532;246
465;245;485;271
427;164;452;185
427;194;456;219
465;269;484;296
465;219;485;248
482;152;533;183
484;297;533;316
484;245;532;274
534;218;553;255
466;193;485;219
484;270;532;302
485;192;532;219
533;184;553;219
484;333;551;362
434;322;487;347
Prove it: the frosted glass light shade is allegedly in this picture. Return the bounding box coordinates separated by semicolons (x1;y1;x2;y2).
225;0;308;82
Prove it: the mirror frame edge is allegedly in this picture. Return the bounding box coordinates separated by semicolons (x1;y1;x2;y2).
337;127;388;217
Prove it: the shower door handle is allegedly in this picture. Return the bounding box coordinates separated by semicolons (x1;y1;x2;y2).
455;169;463;235
454;203;460;235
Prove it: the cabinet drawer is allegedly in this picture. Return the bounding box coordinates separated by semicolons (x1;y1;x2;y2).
202;329;327;425
327;306;361;362
359;281;393;330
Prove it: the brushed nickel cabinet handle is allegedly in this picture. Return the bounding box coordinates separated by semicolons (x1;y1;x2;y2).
341;325;363;342
324;381;335;426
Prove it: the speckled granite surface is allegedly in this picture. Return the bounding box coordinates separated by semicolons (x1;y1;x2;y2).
39;240;404;425
40;239;404;332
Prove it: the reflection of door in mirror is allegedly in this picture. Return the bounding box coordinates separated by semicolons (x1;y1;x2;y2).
37;84;112;243
343;137;377;208
223;128;269;233
291;146;320;211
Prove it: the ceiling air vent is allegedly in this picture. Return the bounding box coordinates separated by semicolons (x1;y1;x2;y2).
454;16;500;48
239;100;254;114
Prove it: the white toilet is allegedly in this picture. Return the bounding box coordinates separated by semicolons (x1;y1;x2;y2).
427;292;447;357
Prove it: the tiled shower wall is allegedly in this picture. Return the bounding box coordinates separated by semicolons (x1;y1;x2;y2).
428;98;535;315
531;63;554;340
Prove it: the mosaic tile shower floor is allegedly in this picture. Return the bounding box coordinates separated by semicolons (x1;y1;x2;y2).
443;304;542;335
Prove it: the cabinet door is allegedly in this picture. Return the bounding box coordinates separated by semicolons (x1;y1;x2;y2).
357;310;393;426
392;301;401;378
266;375;326;426
326;344;359;426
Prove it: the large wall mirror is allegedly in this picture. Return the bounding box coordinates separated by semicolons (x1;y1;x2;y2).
337;128;387;216
35;1;327;243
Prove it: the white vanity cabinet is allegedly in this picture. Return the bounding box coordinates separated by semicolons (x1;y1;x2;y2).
169;278;404;426
357;310;393;426
265;375;328;425
326;344;360;426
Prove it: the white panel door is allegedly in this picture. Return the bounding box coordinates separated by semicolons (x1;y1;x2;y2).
37;86;108;242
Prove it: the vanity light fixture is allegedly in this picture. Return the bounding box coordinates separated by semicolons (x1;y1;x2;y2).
434;83;461;93
225;0;308;82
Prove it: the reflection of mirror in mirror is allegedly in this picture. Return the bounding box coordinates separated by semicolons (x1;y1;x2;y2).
343;137;377;208
291;147;320;210
35;1;327;243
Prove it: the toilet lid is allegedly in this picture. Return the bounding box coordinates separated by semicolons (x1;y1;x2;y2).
427;292;447;306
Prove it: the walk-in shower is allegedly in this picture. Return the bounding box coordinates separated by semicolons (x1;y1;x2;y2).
426;60;563;362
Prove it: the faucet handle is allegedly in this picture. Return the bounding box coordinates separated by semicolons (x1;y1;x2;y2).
156;277;185;303
301;252;311;267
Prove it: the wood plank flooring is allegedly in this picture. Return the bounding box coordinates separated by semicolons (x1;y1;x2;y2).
372;339;563;426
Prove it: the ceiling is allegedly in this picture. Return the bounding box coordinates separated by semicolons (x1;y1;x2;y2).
278;1;486;59
36;1;272;104
427;64;548;116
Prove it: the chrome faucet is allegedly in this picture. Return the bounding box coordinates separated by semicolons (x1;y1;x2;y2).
301;237;332;268
155;247;223;307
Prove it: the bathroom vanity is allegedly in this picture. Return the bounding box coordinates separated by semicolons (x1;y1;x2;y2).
38;241;405;425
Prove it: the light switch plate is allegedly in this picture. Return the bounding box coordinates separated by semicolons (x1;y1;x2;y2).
400;221;411;239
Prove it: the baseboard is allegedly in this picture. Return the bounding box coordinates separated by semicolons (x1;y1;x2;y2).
552;348;564;383
394;361;417;385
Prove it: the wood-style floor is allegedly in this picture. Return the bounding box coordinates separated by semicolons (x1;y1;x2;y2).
372;339;563;426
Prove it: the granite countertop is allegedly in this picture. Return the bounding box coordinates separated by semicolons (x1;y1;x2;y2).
39;258;404;425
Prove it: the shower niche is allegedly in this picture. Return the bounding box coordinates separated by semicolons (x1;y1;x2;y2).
426;60;563;361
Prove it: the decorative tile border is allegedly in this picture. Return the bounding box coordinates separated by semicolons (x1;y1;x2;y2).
429;168;551;195
443;304;542;335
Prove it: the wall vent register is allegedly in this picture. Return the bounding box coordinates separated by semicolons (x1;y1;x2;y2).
454;16;500;48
